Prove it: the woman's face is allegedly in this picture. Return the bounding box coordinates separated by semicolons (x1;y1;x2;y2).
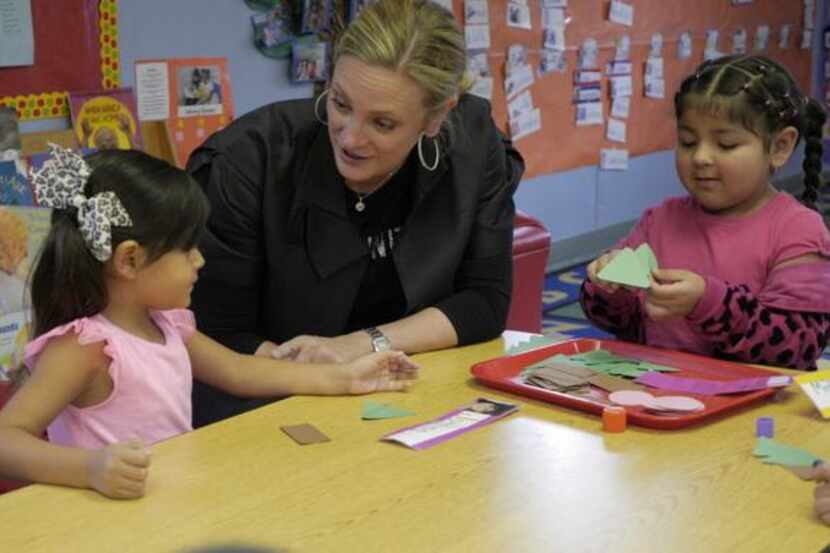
327;55;437;190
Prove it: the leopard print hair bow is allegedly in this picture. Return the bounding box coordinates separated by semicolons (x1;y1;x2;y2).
30;144;133;262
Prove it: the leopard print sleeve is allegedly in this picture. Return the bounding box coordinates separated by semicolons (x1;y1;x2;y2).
691;281;830;370
579;280;645;343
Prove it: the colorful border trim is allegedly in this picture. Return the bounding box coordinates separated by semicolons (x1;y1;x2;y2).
0;0;119;122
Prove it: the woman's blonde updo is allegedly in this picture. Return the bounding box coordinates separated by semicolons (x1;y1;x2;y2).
334;0;471;117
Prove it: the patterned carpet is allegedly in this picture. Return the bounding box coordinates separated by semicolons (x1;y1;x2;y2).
542;265;610;340
541;264;830;365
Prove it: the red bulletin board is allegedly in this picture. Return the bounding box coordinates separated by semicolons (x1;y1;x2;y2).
0;0;120;121
449;1;812;179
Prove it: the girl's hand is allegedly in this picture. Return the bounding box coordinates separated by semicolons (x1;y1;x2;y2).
586;250;623;294
804;462;830;525
87;440;151;499
341;351;419;394
645;268;706;321
271;334;366;364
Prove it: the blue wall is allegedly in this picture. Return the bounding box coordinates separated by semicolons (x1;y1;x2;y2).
21;0;827;245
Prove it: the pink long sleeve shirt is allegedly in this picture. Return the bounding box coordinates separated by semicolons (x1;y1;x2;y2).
580;193;830;369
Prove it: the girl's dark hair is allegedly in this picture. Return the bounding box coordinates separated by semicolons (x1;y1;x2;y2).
674;54;826;211
29;149;209;338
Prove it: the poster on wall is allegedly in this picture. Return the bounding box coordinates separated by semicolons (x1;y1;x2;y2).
0;0;34;68
461;0;814;178
134;57;234;168
0;0;120;122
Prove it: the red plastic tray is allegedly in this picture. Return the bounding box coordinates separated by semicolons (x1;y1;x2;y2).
471;339;784;430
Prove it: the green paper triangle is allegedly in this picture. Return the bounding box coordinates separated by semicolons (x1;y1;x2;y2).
634;243;659;273
507;335;560;356
362;400;414;420
597;247;651;288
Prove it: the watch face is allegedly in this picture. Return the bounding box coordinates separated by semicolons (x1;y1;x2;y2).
373;335;392;352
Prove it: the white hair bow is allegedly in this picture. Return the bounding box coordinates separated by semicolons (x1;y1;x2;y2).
29;144;133;262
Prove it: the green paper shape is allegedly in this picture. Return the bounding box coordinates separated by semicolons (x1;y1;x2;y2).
753;438;819;467
597;244;659;289
362;401;414;420
507;335;561;356
634;243;659;273
636;361;679;373
606;365;648;378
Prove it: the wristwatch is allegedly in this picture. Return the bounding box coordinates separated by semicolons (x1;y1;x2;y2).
365;326;392;352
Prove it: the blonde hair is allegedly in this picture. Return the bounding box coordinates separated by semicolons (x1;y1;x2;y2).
334;0;471;116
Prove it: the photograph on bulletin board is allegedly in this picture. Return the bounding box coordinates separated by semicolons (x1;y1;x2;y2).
175;65;227;118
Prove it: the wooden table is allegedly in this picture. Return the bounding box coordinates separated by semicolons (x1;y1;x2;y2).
1;333;828;553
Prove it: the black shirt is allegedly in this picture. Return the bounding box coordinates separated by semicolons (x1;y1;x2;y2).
345;156;414;331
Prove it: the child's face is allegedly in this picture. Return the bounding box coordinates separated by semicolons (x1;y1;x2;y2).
675;108;774;216
135;247;205;310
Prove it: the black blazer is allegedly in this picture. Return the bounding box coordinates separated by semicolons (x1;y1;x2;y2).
187;94;525;354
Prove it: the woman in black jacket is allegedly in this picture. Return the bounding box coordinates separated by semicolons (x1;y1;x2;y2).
187;0;525;426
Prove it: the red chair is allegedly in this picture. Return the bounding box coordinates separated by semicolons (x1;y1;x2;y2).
507;210;551;333
0;381;28;493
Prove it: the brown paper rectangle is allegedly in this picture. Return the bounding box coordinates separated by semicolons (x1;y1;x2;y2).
281;423;331;445
588;374;645;392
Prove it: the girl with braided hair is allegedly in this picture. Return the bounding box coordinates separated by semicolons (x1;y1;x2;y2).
580;54;830;370
0;146;417;499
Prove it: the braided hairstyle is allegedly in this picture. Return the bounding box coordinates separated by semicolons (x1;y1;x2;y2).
674;54;826;211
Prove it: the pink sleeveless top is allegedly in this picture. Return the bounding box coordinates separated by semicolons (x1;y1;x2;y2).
24;309;195;449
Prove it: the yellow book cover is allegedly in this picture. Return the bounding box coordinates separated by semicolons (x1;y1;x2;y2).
68;87;143;151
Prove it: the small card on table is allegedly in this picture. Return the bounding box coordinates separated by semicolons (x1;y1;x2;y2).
382;398;518;450
281;423;331;445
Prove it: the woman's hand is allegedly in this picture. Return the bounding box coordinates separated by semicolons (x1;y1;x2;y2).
586;250;623;294
87;440;151;499
270;334;367;363
340;351;419;394
644;268;705;321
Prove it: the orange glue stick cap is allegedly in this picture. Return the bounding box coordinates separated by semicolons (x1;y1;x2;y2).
602;406;627;432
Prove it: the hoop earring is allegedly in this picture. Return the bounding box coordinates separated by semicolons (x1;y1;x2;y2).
314;89;329;126
417;133;440;171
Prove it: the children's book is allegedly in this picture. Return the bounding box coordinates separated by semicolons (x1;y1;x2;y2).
0;205;51;378
0;106;21;152
291;38;329;83
300;0;332;33
68;88;143;150
0;160;35;206
251;4;294;59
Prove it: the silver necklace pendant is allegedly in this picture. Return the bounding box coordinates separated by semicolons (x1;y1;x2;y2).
354;197;366;212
